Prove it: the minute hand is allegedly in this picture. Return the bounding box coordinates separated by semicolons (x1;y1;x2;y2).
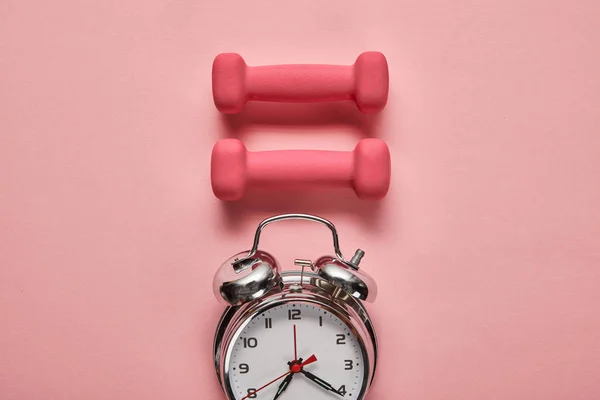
299;369;344;396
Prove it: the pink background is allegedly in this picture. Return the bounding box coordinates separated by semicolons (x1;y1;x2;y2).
1;1;600;399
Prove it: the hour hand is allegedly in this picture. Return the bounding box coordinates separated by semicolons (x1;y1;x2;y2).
273;373;294;400
299;369;344;396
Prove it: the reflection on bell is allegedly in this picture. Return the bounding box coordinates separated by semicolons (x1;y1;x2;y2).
313;256;378;303
213;250;283;306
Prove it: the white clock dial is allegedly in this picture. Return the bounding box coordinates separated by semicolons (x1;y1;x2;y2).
225;302;366;400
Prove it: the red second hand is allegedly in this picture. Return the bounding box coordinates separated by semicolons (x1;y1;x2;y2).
302;354;318;366
241;370;291;400
293;324;298;361
291;354;318;373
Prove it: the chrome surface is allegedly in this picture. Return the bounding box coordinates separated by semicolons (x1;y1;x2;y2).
216;213;378;306
349;249;365;267
313;256;378;303
231;214;363;272
213;250;283;306
213;271;378;400
294;258;313;291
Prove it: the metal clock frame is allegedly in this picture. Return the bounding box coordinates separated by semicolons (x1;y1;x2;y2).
213;271;378;400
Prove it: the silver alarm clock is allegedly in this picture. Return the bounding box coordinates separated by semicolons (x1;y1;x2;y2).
212;214;378;400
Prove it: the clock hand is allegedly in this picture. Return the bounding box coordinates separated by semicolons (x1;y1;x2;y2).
273;355;318;400
243;356;318;400
299;369;344;396
291;354;318;372
293;324;298;361
272;372;294;400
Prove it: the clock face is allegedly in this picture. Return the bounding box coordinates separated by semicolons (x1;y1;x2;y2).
225;301;367;400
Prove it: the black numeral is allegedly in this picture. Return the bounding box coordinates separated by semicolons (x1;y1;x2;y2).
247;388;257;398
319;316;323;326
344;360;353;370
288;309;301;320
239;363;249;374
338;385;347;396
243;337;258;348
336;334;346;345
265;318;273;329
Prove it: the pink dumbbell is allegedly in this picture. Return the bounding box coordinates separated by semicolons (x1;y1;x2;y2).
212;52;389;114
211;138;391;201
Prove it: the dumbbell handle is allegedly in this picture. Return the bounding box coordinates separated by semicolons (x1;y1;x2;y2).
247;150;352;185
247;65;354;102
